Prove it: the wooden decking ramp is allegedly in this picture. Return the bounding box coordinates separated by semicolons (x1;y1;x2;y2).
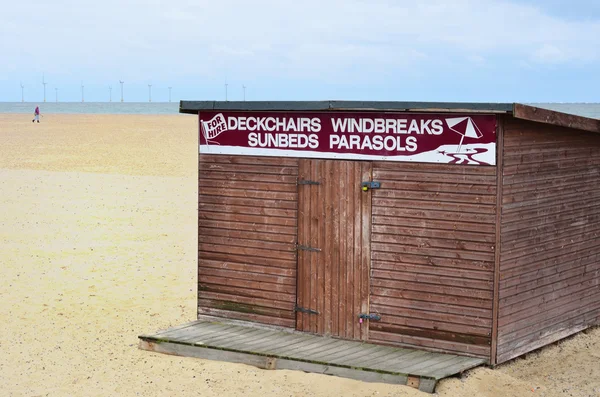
139;320;485;393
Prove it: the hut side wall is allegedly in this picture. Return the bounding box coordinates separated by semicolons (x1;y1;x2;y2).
368;162;497;358
197;154;299;328
497;118;600;364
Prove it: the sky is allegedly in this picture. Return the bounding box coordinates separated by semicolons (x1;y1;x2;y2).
1;0;599;103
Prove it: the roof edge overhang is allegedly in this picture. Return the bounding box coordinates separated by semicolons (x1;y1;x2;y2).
512;103;600;134
179;100;600;134
179;100;513;114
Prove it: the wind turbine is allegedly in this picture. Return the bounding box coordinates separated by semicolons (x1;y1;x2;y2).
225;82;228;101
42;74;47;102
168;87;172;103
20;82;24;102
109;86;112;102
81;81;84;103
119;80;124;102
243;85;246;101
148;84;152;102
55;87;58;103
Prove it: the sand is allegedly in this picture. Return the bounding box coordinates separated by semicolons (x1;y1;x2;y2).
0;113;598;397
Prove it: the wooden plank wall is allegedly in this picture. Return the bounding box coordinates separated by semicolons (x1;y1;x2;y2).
497;118;600;364
198;155;298;328
296;159;371;340
369;162;497;358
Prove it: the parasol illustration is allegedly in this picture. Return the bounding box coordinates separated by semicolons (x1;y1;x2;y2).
445;117;483;153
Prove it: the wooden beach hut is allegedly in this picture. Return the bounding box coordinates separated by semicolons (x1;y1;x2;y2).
140;101;600;392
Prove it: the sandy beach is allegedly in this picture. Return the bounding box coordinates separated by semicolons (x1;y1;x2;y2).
0;113;598;397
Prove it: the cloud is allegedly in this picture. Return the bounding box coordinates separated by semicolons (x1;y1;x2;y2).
532;44;568;64
468;55;486;66
153;0;600;75
0;0;599;99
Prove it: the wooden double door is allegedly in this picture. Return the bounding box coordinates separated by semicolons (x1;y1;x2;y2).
295;159;372;340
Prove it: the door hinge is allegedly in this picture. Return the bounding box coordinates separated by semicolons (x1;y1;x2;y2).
358;313;381;321
295;306;319;315
296;244;321;252
297;179;321;185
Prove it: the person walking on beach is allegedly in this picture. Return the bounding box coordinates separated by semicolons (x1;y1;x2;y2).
32;106;40;123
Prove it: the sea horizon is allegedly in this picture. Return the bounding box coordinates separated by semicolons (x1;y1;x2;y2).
0;101;180;115
0;101;599;118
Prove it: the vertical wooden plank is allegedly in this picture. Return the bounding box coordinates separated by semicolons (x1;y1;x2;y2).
296;160;305;332
341;161;351;338
491;116;504;365
348;162;362;339
334;160;341;336
338;160;346;337
306;160;313;332
302;159;312;332
339;162;348;338
350;161;360;339
309;160;319;334
360;162;372;341
352;161;360;340
299;159;310;332
332;161;341;337
341;161;350;338
317;160;326;335
321;160;328;335
339;163;346;338
357;161;365;339
313;160;320;335
323;160;332;335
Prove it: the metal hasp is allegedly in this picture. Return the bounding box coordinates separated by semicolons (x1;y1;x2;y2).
358;313;381;321
298;179;321;185
361;181;381;190
295;306;319;315
297;244;321;252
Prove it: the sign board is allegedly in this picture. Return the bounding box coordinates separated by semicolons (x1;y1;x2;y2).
199;111;497;165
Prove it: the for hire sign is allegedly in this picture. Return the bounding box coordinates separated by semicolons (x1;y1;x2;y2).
199;111;497;165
